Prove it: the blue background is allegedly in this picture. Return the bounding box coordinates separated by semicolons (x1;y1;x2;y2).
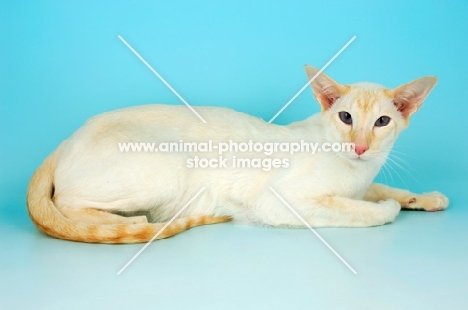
1;1;467;309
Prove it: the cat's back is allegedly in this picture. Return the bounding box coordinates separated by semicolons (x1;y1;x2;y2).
71;104;272;142
58;104;292;159
53;104;288;199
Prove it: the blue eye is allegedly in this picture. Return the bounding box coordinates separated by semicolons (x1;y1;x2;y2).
339;111;352;125
375;116;391;127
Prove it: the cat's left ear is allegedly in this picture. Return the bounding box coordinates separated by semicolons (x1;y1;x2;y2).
392;76;438;119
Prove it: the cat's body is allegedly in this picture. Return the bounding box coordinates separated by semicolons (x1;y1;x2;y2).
27;66;448;243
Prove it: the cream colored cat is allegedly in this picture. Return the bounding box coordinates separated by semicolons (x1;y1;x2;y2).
27;66;448;243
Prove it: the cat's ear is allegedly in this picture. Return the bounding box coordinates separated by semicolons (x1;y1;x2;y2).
304;65;349;110
392;76;438;119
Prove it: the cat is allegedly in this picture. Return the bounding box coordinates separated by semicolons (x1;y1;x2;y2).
27;65;449;243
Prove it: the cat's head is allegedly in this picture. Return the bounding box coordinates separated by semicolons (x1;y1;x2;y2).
305;65;437;163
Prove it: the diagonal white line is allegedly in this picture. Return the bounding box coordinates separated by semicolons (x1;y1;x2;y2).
268;35;356;123
269;187;357;274
117;187;206;275
118;35;207;124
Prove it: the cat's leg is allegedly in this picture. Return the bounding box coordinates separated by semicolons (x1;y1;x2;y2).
60;206;148;224
305;196;401;227
257;194;401;228
363;183;448;212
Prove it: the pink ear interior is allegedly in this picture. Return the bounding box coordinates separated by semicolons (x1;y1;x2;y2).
312;81;343;110
305;66;347;111
393;77;437;119
393;95;418;119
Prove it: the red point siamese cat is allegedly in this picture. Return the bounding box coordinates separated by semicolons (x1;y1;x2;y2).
27;66;448;243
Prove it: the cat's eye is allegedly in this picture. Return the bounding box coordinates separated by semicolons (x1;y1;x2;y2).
338;111;352;125
375;116;391;127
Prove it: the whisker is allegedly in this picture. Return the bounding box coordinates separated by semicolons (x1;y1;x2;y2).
389;154;419;175
374;152;410;188
388;152;420;188
371;152;394;186
381;161;393;185
390;146;417;159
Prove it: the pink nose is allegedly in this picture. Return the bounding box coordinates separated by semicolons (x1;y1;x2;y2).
355;144;368;156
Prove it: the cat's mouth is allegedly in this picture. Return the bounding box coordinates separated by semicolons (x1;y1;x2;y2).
346;153;370;162
355;156;368;161
349;151;382;162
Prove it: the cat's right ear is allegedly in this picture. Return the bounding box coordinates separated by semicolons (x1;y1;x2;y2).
304;65;349;110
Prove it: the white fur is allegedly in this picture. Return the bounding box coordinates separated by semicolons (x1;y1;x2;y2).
51;70;443;228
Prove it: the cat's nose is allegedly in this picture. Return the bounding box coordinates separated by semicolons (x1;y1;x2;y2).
355;144;368;156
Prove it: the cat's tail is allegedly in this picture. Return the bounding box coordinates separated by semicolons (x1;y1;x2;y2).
27;151;231;243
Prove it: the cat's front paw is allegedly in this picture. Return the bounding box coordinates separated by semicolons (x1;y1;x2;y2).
377;198;401;224
420;191;449;212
